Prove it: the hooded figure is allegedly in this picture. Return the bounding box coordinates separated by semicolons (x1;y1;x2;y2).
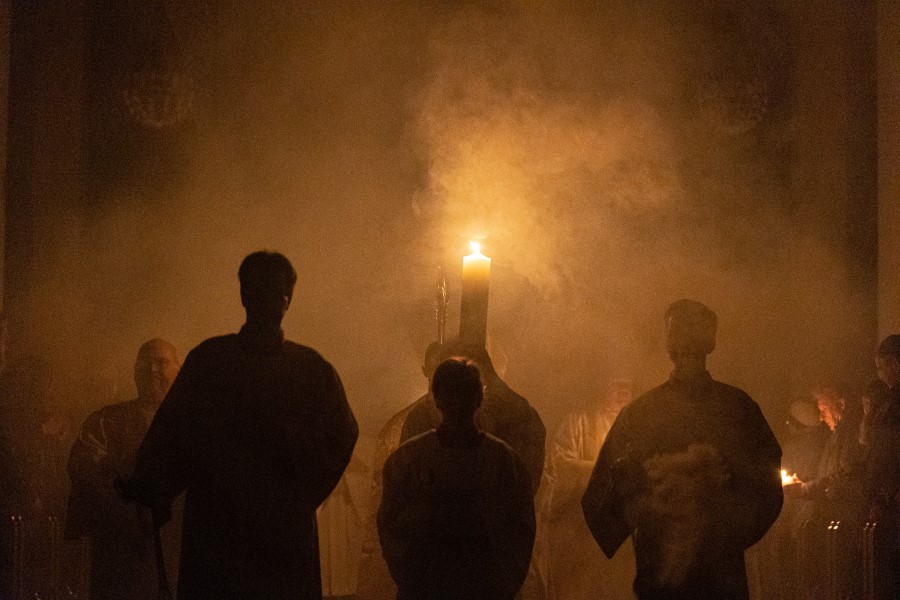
581;300;782;600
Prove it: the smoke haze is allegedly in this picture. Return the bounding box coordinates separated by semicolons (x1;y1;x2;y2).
12;1;875;434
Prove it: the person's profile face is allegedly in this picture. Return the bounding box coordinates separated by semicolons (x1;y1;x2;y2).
815;394;843;432
135;344;180;405
876;354;900;389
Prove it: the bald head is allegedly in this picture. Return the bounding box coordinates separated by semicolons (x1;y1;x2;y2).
135;339;180;406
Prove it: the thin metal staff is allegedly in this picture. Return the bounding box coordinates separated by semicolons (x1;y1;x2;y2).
436;265;449;345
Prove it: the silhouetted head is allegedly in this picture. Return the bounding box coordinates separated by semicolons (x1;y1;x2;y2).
422;341;443;382
437;337;496;384
238;251;297;326
665;299;716;379
788;398;821;430
134;339;180;406
431;357;483;420
876;335;900;389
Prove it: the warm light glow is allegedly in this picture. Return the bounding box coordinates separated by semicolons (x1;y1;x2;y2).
463;242;491;281
781;469;799;486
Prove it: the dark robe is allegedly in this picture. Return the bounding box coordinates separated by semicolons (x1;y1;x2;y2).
866;386;900;527
400;382;545;494
864;386;900;599
66;398;181;600
378;431;535;600
581;371;782;600
133;328;358;600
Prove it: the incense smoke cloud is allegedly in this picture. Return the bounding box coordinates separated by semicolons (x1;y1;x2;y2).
13;1;873;435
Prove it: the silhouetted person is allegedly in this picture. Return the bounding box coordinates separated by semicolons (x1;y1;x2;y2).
865;334;900;600
581;299;783;600
358;341;443;600
124;251;359;599
66;339;182;600
400;339;545;495
378;358;535;600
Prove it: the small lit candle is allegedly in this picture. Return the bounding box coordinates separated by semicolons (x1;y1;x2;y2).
781;469;799;486
459;241;491;346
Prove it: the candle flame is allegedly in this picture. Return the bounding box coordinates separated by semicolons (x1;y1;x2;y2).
469;240;482;255
781;469;799;486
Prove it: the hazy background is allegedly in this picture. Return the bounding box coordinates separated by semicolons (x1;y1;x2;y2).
6;0;878;435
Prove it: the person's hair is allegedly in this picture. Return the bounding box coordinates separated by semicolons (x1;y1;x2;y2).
664;299;717;354
878;335;900;361
437;338;495;376
238;251;297;296
431;358;482;415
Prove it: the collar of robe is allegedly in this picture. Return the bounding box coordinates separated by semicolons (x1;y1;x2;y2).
238;324;285;354
667;369;713;397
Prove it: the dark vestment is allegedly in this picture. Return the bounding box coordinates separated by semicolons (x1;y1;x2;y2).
66;398;181;600
864;386;900;599
378;431;535;600
133;328;359;600
581;372;783;600
867;387;900;524
400;381;545;494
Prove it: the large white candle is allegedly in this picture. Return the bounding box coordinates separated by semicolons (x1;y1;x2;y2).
460;241;491;346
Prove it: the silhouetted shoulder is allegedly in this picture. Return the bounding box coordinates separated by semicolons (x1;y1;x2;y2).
710;379;754;402
282;341;333;367
616;382;669;422
182;334;241;363
389;430;439;461
482;431;518;456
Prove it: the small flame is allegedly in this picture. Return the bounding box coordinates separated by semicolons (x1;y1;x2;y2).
781;469;799;486
469;241;482;255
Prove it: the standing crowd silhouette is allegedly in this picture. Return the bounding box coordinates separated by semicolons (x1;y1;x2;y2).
1;250;899;600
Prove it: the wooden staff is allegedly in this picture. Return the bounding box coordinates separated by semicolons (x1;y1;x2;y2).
436;265;449;345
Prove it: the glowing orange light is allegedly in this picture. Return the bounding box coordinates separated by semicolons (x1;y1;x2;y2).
462;242;491;281
781;469;799;486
